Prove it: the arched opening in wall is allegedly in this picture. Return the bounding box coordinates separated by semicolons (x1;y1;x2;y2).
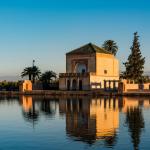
67;80;70;91
72;79;77;91
79;80;83;90
74;63;87;73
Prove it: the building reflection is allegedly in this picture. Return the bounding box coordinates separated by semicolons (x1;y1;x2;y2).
59;96;150;148
122;97;150;112
20;96;39;126
22;96;33;112
20;96;58;126
19;95;150;149
59;97;120;146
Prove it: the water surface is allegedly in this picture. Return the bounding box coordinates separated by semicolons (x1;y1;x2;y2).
0;96;149;150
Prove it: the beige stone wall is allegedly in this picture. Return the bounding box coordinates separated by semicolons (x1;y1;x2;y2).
59;76;90;90
120;80;150;92
19;80;32;92
59;78;66;90
66;54;96;73
96;53;119;77
90;75;119;89
82;77;90;90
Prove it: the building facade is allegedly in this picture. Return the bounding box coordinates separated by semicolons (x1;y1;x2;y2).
59;43;119;90
19;80;32;92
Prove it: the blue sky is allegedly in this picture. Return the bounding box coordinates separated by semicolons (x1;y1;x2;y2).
0;0;149;78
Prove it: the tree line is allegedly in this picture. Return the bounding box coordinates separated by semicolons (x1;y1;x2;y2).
21;62;58;90
21;63;57;84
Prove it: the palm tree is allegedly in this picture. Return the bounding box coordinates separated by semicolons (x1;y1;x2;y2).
102;40;118;56
21;67;33;81
32;66;41;83
21;66;41;83
40;71;57;84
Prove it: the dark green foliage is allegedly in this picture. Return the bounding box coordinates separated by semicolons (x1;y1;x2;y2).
21;66;41;83
123;32;145;83
40;71;58;90
102;40;118;56
0;81;19;91
40;71;57;84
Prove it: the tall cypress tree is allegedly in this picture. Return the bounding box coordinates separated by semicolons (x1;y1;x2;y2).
123;32;145;82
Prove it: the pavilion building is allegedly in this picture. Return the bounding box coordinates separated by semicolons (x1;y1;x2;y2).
59;43;119;91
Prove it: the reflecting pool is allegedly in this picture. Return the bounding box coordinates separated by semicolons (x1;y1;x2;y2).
0;96;150;150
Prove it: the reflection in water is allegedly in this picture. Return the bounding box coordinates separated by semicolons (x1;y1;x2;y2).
20;96;58;126
126;107;144;150
59;97;120;146
18;96;150;149
40;99;56;117
22;96;33;112
21;96;39;126
124;98;145;150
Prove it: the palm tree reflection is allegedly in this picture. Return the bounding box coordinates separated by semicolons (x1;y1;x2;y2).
40;99;57;117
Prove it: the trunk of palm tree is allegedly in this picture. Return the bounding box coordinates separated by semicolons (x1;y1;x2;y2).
32;75;35;83
29;74;32;81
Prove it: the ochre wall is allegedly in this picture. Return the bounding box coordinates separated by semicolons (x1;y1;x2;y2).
121;80;150;92
90;75;119;89
19;80;32;92
96;53;119;77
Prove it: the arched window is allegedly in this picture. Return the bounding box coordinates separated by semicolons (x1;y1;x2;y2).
74;63;87;73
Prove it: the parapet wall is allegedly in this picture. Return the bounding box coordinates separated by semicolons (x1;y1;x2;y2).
119;80;150;92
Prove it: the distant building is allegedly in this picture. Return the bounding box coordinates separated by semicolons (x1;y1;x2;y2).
19;80;32;92
59;43;119;90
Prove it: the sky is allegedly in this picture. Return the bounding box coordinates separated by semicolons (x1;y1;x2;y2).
0;0;150;79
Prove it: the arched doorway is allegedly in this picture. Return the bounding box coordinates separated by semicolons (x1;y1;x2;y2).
72;79;77;91
67;80;70;91
79;80;83;90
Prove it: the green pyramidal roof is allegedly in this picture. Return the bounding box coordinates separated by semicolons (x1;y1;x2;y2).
66;43;112;55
